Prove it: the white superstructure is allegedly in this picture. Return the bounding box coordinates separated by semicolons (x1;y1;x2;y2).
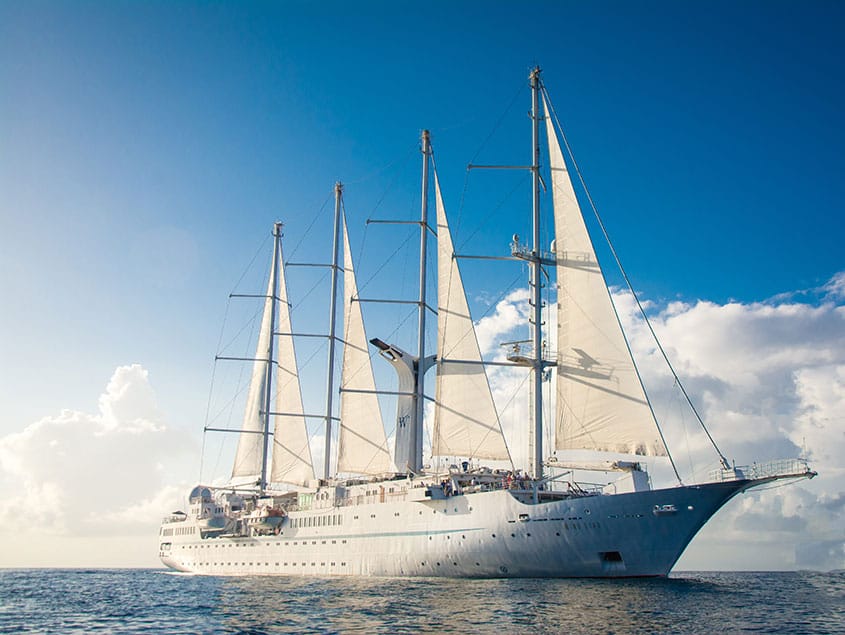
159;68;815;578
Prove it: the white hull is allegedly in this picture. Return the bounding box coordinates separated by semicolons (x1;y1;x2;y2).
160;480;751;578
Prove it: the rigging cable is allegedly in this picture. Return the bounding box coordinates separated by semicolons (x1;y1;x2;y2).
541;83;731;472
454;81;527;240
201;230;273;483
286;192;333;262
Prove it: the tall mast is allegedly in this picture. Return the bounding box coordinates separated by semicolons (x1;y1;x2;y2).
260;221;283;493
414;130;431;472
323;182;343;480
529;67;544;480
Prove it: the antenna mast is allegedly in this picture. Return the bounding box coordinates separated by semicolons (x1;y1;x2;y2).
259;222;283;493
414;131;431;472
323;182;343;480
529;67;544;480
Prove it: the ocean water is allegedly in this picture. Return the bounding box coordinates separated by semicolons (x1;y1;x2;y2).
0;569;843;634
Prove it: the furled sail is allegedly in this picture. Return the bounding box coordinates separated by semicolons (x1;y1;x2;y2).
544;95;667;456
337;217;392;475
433;172;512;461
231;251;276;479
269;240;315;486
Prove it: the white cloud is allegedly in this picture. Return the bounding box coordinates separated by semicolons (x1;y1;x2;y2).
475;288;530;356
475;272;845;569
0;365;197;564
620;284;845;570
823;271;845;300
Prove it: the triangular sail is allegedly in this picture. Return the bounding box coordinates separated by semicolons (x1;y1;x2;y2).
544;95;667;456
269;242;315;486
433;172;512;461
231;252;276;479
337;217;392;475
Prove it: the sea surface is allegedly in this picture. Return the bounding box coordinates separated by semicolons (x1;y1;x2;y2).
0;569;843;634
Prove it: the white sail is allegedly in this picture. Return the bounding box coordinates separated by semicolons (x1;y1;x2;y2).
433;173;511;461
231;252;276;479
337;217;392;475
269;242;315;486
544;96;667;456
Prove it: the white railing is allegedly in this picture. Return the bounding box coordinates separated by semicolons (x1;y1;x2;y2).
510;241;555;263
504;342;557;365
709;458;814;483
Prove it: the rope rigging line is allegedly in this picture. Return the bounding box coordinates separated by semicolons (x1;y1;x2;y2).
457;171;530;253
344;143;418;187
204;238;273;481
231;232;272;292
286;192;333;263
541;83;730;472
468;81;527;167
199;296;233;483
453;80;527;246
355;230;416;294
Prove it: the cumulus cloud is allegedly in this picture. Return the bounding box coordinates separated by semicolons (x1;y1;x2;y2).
475;272;845;569
0;365;197;548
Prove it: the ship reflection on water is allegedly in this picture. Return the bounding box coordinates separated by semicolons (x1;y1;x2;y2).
205;572;825;634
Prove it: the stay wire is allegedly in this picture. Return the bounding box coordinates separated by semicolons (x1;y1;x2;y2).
541;83;730;472
287;192;333;263
201;230;273;483
456;80;528;249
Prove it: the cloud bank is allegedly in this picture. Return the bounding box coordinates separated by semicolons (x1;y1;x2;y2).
1;271;841;570
0;365;196;566
475;274;845;570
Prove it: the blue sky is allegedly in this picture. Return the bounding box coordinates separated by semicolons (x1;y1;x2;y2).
1;1;843;568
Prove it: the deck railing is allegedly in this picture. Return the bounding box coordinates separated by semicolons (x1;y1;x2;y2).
708;458;815;483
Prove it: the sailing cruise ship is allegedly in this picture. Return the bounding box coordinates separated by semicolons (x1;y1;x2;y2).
158;68;815;577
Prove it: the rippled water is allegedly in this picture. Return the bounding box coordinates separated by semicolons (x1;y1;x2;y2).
1;569;843;634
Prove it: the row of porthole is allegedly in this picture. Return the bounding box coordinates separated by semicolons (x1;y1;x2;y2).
423;524;602;543
488;525;601;538
182;539;349;550
348;505;473;521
